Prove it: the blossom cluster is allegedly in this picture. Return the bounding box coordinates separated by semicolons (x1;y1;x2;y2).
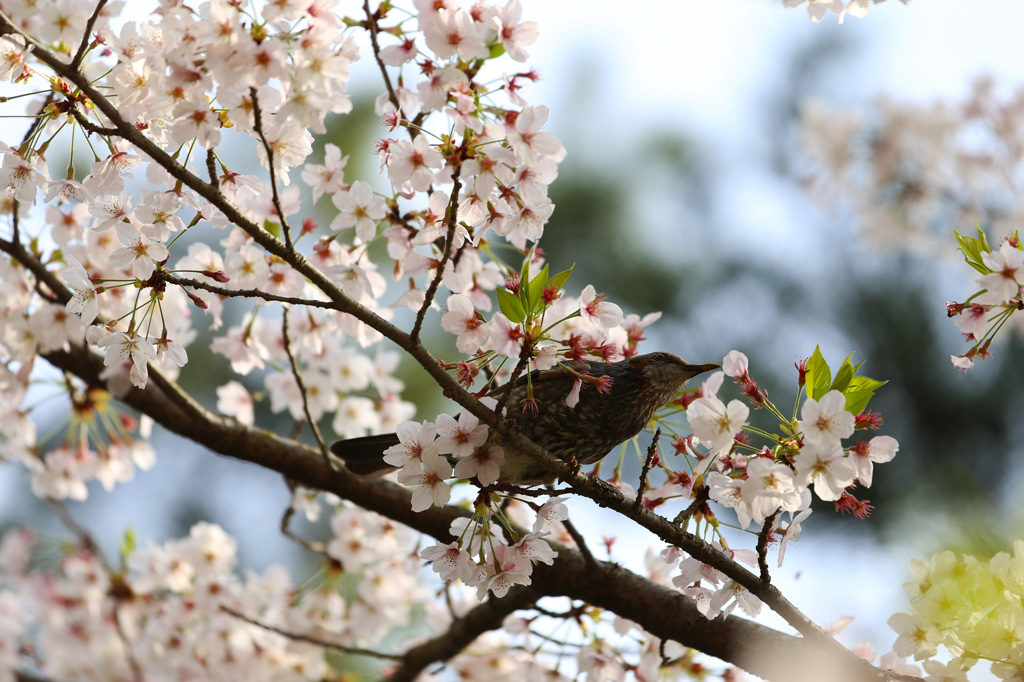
782;0;909;23
947;228;1024;371
648;349;897;619
0;0;584;502
888;542;1024;680
801;77;1024;253
0;518;412;681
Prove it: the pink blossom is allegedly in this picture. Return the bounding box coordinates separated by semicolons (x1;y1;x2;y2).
578;284;623;329
422;9;488;62
793;440;857;501
489;0;539;62
387;136;444;192
398;453;453;512
435;412;488;458
799;390;855;447
453;443;504;486
383;420;439;468
420;541;476;582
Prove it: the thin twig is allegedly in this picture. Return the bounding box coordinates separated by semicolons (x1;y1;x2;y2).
672;484;709;526
383;584;538;682
495;334;533;415
222;606;401;660
635;427;661;508
280;306;332;467
561;518;596;567
249;87;294;251
157;271;336;308
363;0;401;115
71;0;107;69
69;106;119;136
113;604;146;682
49;500;146;680
205;148;217;184
532;601;588;621
48;499;104;562
757;509;781;585
494;484;572;498
280;479;327;554
411;164;463;342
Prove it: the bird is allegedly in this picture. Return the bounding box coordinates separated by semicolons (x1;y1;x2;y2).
330;352;719;485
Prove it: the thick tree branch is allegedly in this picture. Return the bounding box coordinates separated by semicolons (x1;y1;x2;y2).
384;585;539;682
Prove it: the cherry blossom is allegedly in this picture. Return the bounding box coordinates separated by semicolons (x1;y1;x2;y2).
793;440;857;501
687;395;749;454
798;390;856;447
398;452;454;512
62;257;99;324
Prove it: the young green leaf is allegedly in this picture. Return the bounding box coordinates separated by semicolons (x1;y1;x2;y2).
805;346;831;400
547;263;575;295
847;375;887;393
977;224;991;252
843;390;875;417
955;229;991;275
519;254;533;310
497;288;526;323
528;264;549;313
830;354;863;394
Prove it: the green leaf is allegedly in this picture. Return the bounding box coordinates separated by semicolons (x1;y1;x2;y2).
843;390;875;417
829;353;861;394
847;375;887;393
520;253;531;288
978;224;992;252
843;376;887;415
527;264;549;313
497;288;526;323
805;346;831;400
119;527;137;560
547;263;575;296
519;254;532;310
955;228;991;275
488;42;506;59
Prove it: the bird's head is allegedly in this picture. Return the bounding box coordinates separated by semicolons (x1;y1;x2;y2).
630;352;720;391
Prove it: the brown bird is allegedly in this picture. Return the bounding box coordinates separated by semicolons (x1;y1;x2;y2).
330;352;719;485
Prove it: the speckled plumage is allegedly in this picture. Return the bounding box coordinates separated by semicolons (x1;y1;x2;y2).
330;352;718;485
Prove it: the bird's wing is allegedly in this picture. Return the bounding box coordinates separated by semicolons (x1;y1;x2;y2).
485;361;593;398
330;433;401;476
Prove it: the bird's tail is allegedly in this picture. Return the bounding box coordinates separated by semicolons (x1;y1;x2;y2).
330;433;401;477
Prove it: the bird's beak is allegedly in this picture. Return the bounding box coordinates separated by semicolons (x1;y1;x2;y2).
688;362;720;376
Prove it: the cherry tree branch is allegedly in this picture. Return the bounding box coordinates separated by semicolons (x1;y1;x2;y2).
280;306;331;463
363;0;401;115
70;0;107;69
249;87;295;251
222;606;401;661
383;584;539;682
411;164;464;342
155;271;335;308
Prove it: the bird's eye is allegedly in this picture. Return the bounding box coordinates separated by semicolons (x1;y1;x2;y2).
655;352;667;361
